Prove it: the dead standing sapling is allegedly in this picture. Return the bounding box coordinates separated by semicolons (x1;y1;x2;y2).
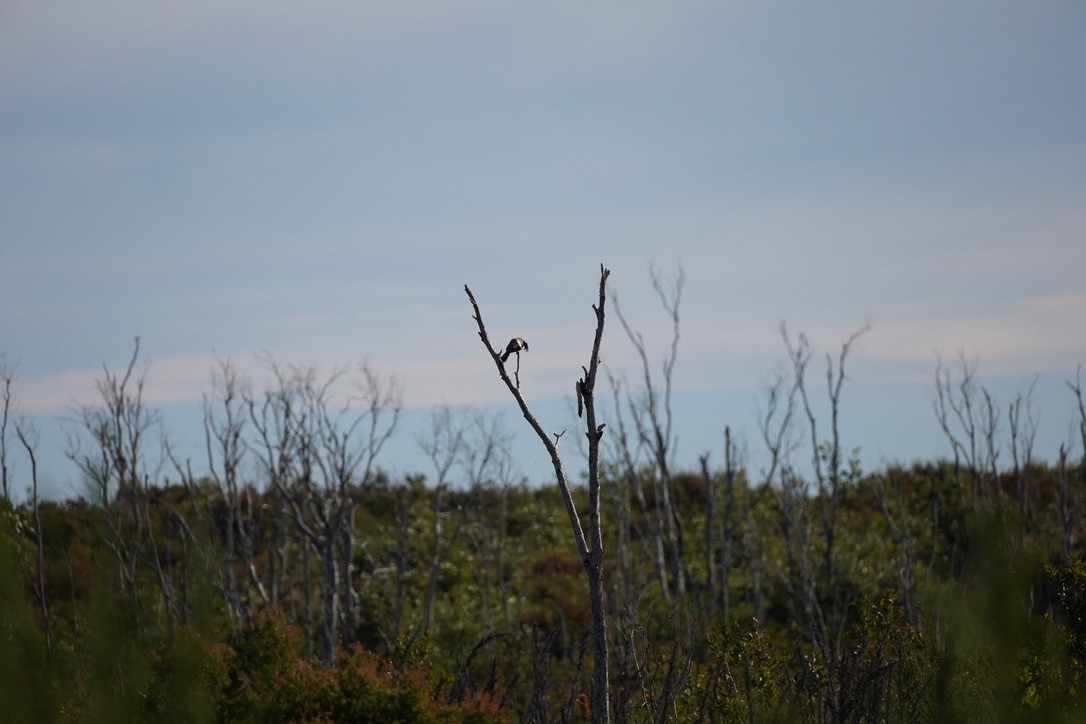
465;264;611;723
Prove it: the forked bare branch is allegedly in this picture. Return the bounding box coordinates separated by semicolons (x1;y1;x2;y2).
464;263;612;722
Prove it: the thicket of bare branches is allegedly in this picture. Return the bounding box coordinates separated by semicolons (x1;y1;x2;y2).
3;269;1086;722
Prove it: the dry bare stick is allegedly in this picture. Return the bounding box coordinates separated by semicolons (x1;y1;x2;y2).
1068;364;1086;494
0;354;15;502
465;263;611;723
700;452;715;608
604;372;669;606
612;265;686;599
16;419;52;653
1007;377;1038;543
1061;364;1086;550
933;354;981;509
782;323;869;591
781;323;869;719
413;405;467;635
979;387;1001;504
719;426;739;621
458;410;520;630
66;337;159;633
1057;444;1073;557
201;358;251;622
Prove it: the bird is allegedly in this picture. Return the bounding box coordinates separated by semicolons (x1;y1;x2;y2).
501;337;528;363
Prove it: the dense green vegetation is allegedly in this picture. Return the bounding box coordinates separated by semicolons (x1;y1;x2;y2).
3;451;1086;721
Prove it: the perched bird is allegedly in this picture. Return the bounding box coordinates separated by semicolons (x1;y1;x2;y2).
501;337;529;363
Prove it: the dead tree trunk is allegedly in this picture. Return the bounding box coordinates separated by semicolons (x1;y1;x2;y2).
416;406;466;634
1008;378;1038;544
700;427;740;619
934;354;983;511
782;323;869;721
1057;445;1073;557
458;410;519;632
0;355;14;503
1068;365;1086;541
17;419;52;653
719;426;738;621
465;264;611;723
700;452;716;609
604;373;669;605
66;337;164;635
612;265;687;600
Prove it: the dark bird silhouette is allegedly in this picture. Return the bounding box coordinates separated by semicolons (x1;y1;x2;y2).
501;337;528;363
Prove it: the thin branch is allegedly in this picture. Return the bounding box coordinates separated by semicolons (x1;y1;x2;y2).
464;284;589;561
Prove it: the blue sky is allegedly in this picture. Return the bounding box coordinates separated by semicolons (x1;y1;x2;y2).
2;1;1085;497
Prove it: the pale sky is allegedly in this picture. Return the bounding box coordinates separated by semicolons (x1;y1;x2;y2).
2;2;1085;497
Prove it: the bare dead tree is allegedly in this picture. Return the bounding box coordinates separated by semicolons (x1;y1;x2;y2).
756;371;803;625
602;265;691;713
460;410;517;491
421;483;464;635
698;427;744;620
873;468;920;627
0;363;50;649
979;387;1002;505
594;383;691;712
1007;377;1038;543
782;322;869;600
0;354;14;502
142;464;181;643
458;410;521;631
389;483;413;647
700;452;716;609
247;361;317;652
1069;365;1086;499
1056;444;1074;558
169;357;270;626
417;404;466;489
415;404;467;634
245;362;315;657
776;463;826;656
211;359;267;613
771;335;819;642
612;264;687;600
774;323;869;721
15;417;51;653
598;374;653;705
465;263;611;723
934;353;983;510
246;358;401;665
1056;364;1086;554
716;426;741;621
65;337;162;633
603;372;669;607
